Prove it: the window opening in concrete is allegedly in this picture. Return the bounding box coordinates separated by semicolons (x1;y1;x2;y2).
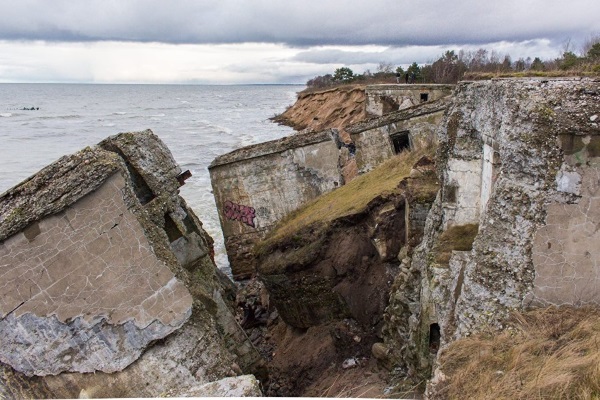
420;93;429;102
429;323;441;354
445;185;458;203
164;213;183;243
390;131;411;154
345;142;356;155
182;214;201;236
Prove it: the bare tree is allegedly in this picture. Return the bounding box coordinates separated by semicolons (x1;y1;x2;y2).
582;33;600;56
376;62;394;74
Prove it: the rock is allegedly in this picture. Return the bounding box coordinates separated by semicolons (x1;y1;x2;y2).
342;358;358;369
0;130;263;397
382;78;600;382
371;342;389;360
179;375;262;397
371;342;393;371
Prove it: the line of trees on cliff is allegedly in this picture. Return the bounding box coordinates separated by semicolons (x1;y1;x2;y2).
306;37;600;88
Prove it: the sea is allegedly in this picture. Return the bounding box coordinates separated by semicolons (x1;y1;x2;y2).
0;83;303;274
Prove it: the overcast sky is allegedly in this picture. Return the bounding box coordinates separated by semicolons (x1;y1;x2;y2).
0;0;598;84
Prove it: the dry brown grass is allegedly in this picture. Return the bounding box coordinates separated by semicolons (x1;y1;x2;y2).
463;68;600;81
436;306;600;400
256;147;434;254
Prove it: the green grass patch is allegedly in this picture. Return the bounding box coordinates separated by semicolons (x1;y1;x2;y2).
433;223;479;265
256;148;435;255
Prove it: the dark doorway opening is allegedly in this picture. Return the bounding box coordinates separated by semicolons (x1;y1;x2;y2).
390;131;411;154
420;93;429;102
429;323;441;354
164;213;183;243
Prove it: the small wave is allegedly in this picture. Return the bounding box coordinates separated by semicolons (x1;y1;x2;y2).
37;115;81;120
112;112;127;115
0;113;12;117
150;113;165;118
143;107;179;111
102;123;116;127
217;127;233;135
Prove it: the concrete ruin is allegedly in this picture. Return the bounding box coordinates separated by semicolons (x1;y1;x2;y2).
209;129;345;279
365;84;454;117
380;78;600;383
210;86;454;279
0;130;263;398
347;97;451;174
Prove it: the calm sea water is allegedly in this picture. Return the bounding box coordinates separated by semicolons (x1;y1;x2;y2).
0;83;302;272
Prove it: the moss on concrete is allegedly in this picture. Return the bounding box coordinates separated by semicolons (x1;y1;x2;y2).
433;224;479;265
256;146;436;255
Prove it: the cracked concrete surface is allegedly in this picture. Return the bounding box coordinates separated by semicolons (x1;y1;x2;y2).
0;172;192;375
532;165;600;305
0;130;264;397
0;173;191;327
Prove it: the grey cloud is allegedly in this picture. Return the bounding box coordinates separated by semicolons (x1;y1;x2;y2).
0;0;598;47
291;39;562;68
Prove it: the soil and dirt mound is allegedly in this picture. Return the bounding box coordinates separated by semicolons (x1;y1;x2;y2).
231;155;439;397
235;278;393;397
272;85;367;139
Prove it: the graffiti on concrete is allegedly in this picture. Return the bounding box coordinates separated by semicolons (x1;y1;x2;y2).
224;200;256;228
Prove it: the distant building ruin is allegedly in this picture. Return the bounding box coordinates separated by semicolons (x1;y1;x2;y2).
209;129;345;279
347;96;451;174
210;85;455;278
365;84;455;117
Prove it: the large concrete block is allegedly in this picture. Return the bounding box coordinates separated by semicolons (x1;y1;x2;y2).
209;129;344;279
0;131;195;376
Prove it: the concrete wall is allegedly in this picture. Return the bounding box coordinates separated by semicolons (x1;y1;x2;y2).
0;130;263;398
0;172;192;375
365;84;454;117
383;79;600;379
530;135;600;306
347;98;450;174
209;129;343;279
424;78;600;364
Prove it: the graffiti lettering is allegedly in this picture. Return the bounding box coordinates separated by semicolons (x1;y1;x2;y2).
224;200;256;228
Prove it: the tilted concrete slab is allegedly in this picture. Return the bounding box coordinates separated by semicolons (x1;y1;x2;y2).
0;131;194;376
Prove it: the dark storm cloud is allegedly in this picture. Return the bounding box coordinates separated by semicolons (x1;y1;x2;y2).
1;0;598;47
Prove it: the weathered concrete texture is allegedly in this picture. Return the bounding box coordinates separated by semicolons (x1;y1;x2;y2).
382;78;600;381
530;149;600;306
347;98;450;174
179;375;262;397
209;129;344;279
0;147;121;242
0;151;192;376
0;320;255;399
0;173;191;327
365;84;454;117
0;130;263;397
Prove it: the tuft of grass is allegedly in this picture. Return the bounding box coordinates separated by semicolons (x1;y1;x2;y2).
256;147;435;255
433;224;479;265
436;306;600;400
